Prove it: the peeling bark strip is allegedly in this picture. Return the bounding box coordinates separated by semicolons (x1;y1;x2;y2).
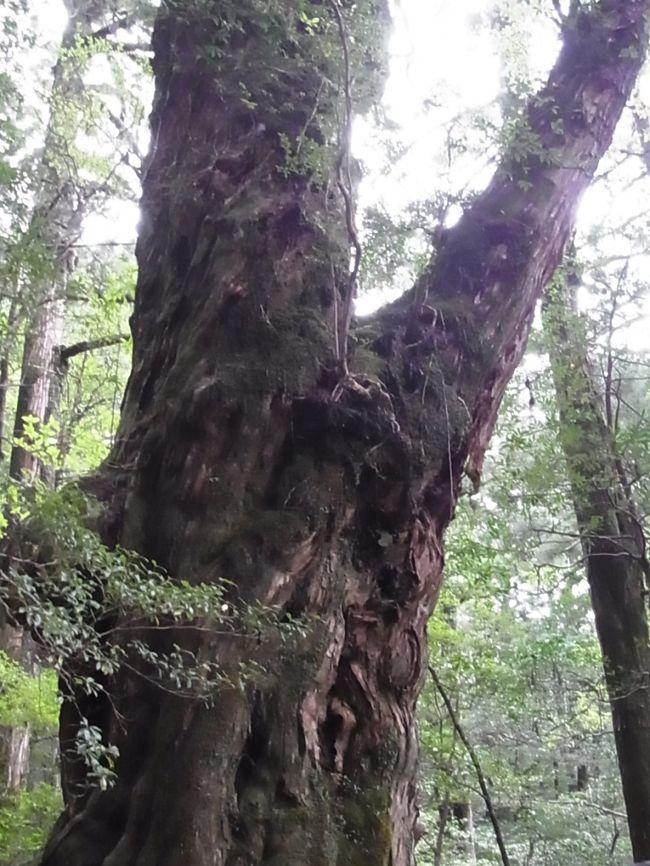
544;278;650;863
37;3;650;865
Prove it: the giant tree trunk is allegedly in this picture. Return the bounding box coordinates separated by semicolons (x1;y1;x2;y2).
35;2;650;865
544;276;650;862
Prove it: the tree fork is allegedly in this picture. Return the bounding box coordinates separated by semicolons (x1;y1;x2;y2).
33;2;650;864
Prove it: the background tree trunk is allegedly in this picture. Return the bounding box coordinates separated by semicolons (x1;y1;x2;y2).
0;297;22;462
35;2;650;865
9;0;106;485
544;275;650;862
1;0;115;803
0;628;31;796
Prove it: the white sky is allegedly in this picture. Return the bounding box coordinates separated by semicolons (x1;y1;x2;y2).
363;0;504;205
36;0;539;237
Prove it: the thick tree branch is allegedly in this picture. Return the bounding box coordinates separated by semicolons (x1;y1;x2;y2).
90;15;131;40
551;0;566;27
107;40;152;54
369;0;650;485
59;334;128;364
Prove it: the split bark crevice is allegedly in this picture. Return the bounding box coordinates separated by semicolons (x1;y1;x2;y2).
13;2;649;864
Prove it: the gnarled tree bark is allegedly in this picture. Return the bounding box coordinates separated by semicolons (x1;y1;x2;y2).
32;2;650;864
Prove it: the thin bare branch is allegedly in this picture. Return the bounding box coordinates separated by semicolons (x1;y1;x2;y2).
429;666;512;866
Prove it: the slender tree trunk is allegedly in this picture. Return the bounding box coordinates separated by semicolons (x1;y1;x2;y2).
0;296;22;462
0;628;31;795
544;276;650;862
466;804;477;866
29;2;650;865
433;796;450;866
4;726;30;792
9;0;103;484
1;0;112;799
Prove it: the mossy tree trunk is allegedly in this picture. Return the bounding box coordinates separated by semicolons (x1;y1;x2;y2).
36;2;650;865
544;276;650;862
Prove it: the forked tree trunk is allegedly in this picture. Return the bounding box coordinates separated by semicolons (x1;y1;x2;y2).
35;2;650;865
544;277;650;862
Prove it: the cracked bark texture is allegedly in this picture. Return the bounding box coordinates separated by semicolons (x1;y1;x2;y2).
36;2;650;864
545;277;650;862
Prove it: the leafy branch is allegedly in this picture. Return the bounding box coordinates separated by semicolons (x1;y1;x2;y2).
1;485;312;787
